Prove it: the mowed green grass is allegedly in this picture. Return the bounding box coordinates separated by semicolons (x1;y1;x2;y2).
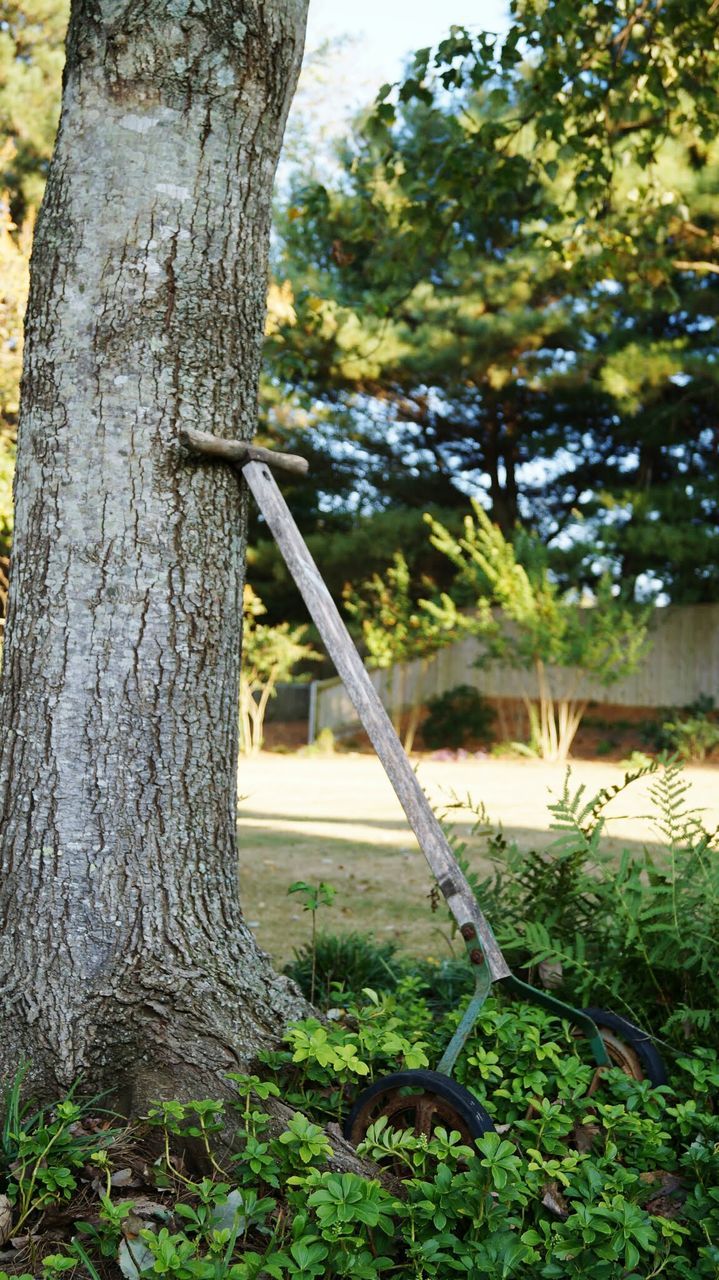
239;825;450;968
236;752;719;967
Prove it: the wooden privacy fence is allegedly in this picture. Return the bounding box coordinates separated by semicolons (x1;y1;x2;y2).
313;604;719;739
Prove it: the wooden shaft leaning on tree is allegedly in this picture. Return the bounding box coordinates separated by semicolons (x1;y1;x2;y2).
241;457;511;982
181;428;509;979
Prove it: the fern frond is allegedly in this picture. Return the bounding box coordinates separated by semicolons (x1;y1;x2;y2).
649;756;704;848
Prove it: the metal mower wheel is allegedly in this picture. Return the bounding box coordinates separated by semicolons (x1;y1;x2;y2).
582;1007;668;1087
344;1068;494;1150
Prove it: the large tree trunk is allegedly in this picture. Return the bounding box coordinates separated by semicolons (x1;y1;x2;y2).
0;0;310;1109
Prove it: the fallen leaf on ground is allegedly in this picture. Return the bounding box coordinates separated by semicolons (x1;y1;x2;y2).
111;1167;141;1188
641;1170;686;1218
119;1235;155;1280
538;959;563;989
573;1121;601;1152
542;1181;569;1219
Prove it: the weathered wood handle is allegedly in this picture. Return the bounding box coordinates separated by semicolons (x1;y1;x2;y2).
180;426;309;476
242;458;511;983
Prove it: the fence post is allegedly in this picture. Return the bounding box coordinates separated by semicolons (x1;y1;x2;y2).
308;679;318;745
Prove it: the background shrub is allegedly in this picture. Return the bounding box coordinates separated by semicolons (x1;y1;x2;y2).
421;684;496;749
660;694;719;762
284;931;404;1006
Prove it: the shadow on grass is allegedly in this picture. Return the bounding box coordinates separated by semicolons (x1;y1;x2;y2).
237;812;654;859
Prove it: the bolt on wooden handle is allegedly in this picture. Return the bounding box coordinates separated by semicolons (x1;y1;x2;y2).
180;426;309;477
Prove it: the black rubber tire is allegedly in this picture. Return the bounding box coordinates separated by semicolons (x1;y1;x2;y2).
343;1068;494;1147
583;1007;668;1086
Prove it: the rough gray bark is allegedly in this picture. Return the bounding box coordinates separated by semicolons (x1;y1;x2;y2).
0;0;309;1108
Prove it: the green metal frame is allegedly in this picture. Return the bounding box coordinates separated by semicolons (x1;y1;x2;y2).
499;974;611;1069
436;935;611;1078
436;964;492;1076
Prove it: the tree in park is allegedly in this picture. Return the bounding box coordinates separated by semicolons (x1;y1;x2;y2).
424;505;650;763
239;584;319;756
0;0;313;1106
343;551;451;753
3;5;719;634
258;2;719;610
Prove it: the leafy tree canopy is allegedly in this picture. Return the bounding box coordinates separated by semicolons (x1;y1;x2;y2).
343;549;454;749
1;2;717;616
260;1;719;609
0;200;29;564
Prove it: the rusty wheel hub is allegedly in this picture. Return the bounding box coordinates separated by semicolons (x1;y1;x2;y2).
348;1083;475;1146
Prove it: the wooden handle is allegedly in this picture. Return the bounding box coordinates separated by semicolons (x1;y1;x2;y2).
242;458;511;983
180;427;309;476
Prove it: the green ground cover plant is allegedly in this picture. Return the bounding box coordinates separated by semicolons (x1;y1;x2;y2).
1;761;717;1279
0;993;716;1279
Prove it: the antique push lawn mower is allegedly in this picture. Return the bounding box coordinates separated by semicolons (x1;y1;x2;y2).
183;429;668;1147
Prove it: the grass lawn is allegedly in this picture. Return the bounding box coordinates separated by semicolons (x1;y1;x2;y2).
237;752;719;967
